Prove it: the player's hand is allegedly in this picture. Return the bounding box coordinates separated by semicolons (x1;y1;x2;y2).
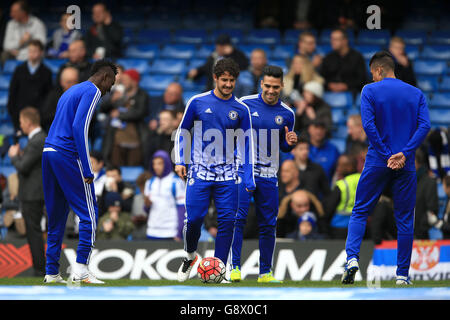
285;126;298;146
175;165;187;179
84;177;94;184
387;152;406;170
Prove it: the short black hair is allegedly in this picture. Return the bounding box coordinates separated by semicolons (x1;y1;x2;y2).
213;58;240;79
331;28;348;40
14;0;30;14
296;133;309;145
369;51;395;71
262;65;283;79
90;150;103;162
28;39;44;51
90;59;118;77
106;164;121;175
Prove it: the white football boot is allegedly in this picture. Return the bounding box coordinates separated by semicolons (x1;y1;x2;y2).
43;274;67;284
396;276;413;285
177;254;198;282
69;271;105;284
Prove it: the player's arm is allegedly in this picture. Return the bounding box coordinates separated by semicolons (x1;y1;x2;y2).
400;93;431;159
174;97;197;178
72;87;101;181
360;86;393;162
239;103;256;192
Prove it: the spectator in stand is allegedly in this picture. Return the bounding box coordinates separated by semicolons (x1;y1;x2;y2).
99;165;134;217
148;82;185;131
143;150;186;241
144;109;177;169
235;48;268;97
320;28;367;94
291;135;331;200
283;54;324;108
428;175;450;239
414;149;439;239
0;8;7;54
130;171;151;240
296;31;322;68
278;159;301;200
41;67;79;132
90;150;107;202
277;189;324;238
388;37;417;87
307;118;340;181
286;211;323;240
345;114;368;173
101;69;149;167
1;173;26;239
84;2;123;59
1;0;46;62
97;192;134;240
293;80;332;133
323;154;361;239
8;107;46;276
7;40;52;131
47;12;82;59
56;40;92;83
187;34;249;91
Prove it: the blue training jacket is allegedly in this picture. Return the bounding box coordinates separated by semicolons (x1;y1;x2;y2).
45;81;101;179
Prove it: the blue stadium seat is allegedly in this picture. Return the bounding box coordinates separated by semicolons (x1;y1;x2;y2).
416;75;440;92
333;124;348;139
413;60;447;75
2;60;22;74
43;59;68;74
0;123;14;136
0;165;16;177
427;31;450;45
405;45;420;60
149;59;188;75
188;59;206;69
182;15;219;30
219;14;253;30
429;93;450;108
245;29;281;45
124;44;160;59
210;29;244;44
394;30;427;45
238;44;272;58
421;45;450;60
282;29;319;44
136;29;171;44
0;75;12;90
354;44;382;59
0;90;8;106
323;92;353;109
429;109;450;125
331;109;346;125
140;74;176;91
194;44;214;59
121;166;144;183
357;30;390;45
116;58;151;74
315;44;332;56
270;44;295;60
267;59;288;74
173;29;208;44
183;90;201;105
179;77;205;91
439;76;450;91
160;44;196;60
330;138;346;154
319;29;355;44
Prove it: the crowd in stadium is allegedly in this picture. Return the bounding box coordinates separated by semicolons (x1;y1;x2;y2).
0;0;449;250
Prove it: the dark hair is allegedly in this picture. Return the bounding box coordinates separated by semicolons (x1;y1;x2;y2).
106;165;121;175
90;150;103;162
159;109;177;119
14;0;30;14
415;148;426;166
213;58;240;79
369;51;395;71
296;133;310;145
90;59;118;77
331;28;348;40
444;175;450;187
262;65;283;79
28;39;44;51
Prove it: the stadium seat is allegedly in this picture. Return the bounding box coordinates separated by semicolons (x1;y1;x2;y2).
136;29;171;44
2;60;22;74
330;138;346;154
0;123;14;136
116;58;151;74
182;15;219;30
331;109;346;125
421;45;450;60
188;59;205;69
219;14;253;30
160;44;196;60
354;44;382;59
238;44;272;58
413;60;447;75
333;124;348;139
439;76;450;91
183;90;201;105
394;30;427;45
173;29;208;44
121;166;144;183
0;91;8;106
140;74;176;91
315;44;332;56
124;44;160;59
245;29;281;45
0;75;12;90
210;29;244;44
179;77;205;91
149;59;188;75
194;44;214;59
267;59;288;74
417;76;440;92
405;45;420;60
323;91;353;109
270;44;295;60
429;109;450;125
357;30;390;45
429;93;450;108
427;30;450;45
282;29;319;44
43;59;68;74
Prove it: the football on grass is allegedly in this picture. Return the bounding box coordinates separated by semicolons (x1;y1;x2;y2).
197;257;226;283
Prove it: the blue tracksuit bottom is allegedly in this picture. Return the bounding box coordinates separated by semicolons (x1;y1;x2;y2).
42;149;98;275
345;166;417;277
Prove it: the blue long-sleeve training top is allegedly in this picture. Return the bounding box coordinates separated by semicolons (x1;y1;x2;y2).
360;77;431;171
239;93;295;178
45;81;101;179
174;90;256;191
